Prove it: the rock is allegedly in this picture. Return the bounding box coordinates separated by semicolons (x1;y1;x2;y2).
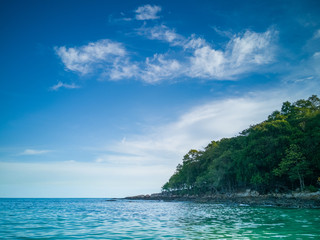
235;189;259;197
124;191;320;208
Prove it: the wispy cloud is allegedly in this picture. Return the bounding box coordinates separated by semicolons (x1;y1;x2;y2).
183;34;207;50
55;39;127;75
135;5;161;20
211;26;234;39
313;29;320;39
282;51;320;85
187;29;277;79
54;3;320;86
108;12;133;24
20;149;51;156
314;52;320;57
56;0;279;84
56;27;277;83
50;81;80;91
137;25;277;80
137;24;206;49
3;83;317;197
108;59;139;80
105;95;278;165
137;24;184;46
96;81;315;170
282;29;320;84
141;54;182;83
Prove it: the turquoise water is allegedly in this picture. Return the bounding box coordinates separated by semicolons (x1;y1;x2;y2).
0;199;319;239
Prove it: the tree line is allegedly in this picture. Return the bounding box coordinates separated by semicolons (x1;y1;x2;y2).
162;95;320;194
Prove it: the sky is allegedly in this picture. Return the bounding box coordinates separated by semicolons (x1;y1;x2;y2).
0;0;320;198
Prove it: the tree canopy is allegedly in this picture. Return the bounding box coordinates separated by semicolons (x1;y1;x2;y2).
162;95;320;194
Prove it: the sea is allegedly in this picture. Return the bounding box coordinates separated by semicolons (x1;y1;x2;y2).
0;198;319;239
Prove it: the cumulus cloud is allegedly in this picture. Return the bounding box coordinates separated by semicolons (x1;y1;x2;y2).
136;25;277;80
55;39;127;75
135;5;161;20
228;30;275;66
108;59;139;80
50;81;80;91
56;24;277;83
187;29;277;79
188;46;225;78
183;34;207;49
137;24;184;46
137;25;207;49
141;54;182;83
20;149;51;155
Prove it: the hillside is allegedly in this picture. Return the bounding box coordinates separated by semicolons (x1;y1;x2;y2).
162;95;320;195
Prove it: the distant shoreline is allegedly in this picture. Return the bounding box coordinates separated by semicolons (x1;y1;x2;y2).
125;191;320;208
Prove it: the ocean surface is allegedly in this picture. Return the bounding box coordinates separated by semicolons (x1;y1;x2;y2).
0;198;319;239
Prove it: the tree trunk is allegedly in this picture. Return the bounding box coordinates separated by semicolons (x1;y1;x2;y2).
297;170;304;191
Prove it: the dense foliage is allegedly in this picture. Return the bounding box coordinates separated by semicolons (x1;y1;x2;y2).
162;95;320;194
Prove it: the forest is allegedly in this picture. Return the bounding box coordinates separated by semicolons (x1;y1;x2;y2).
162;95;320;195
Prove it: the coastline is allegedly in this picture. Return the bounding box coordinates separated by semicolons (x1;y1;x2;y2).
125;191;320;208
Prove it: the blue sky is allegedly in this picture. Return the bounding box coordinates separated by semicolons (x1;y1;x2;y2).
1;0;320;197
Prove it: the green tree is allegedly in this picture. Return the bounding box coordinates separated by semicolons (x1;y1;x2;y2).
273;144;310;191
163;95;320;195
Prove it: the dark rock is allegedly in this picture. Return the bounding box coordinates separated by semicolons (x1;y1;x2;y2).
125;191;320;208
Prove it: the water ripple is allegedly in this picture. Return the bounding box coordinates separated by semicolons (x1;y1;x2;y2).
0;199;319;239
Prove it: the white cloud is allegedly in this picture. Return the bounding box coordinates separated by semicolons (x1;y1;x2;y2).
56;26;277;82
137;25;206;49
282;46;320;84
108;13;132;24
183;34;207;49
228;30;275;66
4;83;317;197
141;54;182;83
109;96;276;161
50;81;80;91
108;59;139;80
99;80;317;172
188;46;226;78
55;39;127;75
20;149;51;155
136;25;277;80
103;96;273;168
94;154;146;165
211;26;234;39
135;5;161;20
188;29;277;79
138;24;184;46
313;29;320;39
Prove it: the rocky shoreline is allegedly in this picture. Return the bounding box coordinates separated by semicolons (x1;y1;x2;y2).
125;190;320;208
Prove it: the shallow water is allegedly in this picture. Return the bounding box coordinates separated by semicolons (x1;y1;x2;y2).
0;198;319;239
